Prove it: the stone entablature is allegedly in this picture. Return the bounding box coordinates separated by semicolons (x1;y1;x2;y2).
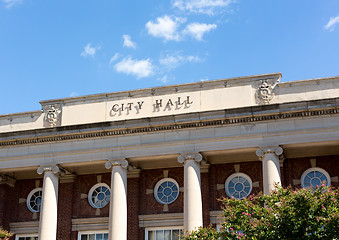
1;73;338;133
0;97;338;147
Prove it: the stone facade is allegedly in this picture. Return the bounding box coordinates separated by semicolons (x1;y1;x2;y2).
0;73;339;240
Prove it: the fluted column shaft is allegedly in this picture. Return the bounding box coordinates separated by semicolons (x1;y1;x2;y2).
256;147;283;194
178;153;203;232
105;160;128;240
37;165;60;240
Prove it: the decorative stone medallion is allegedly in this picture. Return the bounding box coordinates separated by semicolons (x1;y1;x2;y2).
256;79;279;105
42;104;61;127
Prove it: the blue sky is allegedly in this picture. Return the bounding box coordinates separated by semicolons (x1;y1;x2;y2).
0;0;338;115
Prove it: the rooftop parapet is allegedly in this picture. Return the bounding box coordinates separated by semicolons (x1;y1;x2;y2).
1;73;339;133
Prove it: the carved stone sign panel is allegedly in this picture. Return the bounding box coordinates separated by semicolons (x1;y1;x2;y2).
61;86;254;126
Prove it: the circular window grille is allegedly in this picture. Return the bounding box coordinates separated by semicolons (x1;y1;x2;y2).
154;178;179;204
225;173;252;199
301;167;331;189
27;188;43;213
88;183;111;209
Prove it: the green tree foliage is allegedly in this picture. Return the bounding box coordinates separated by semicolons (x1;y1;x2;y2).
183;185;339;240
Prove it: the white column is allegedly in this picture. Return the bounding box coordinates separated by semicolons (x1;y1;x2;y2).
105;159;128;240
178;153;203;232
37;165;60;240
256;147;283;194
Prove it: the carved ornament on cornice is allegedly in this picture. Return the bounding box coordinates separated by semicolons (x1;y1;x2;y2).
256;78;280;105
42;104;62;127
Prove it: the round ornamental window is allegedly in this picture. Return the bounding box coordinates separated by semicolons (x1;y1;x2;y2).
88;183;111;209
27;188;43;213
154;178;179;205
301;168;331;189
225;173;252;199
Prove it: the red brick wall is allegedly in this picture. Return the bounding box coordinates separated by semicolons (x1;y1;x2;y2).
10;179;41;223
139;168;184;215
284;155;339;189
0;184;13;230
57;182;74;240
72;174;111;219
201;172;210;227
127;177;139;240
2;155;338;240
209;161;263;210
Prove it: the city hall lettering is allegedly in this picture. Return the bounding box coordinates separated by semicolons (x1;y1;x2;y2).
110;95;193;116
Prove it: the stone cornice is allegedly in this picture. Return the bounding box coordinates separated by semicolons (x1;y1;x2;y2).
0;98;338;148
39;73;281;105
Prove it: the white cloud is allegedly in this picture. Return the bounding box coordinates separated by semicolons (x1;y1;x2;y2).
70;92;79;97
183;22;217;40
324;15;339;31
172;0;233;15
122;34;137;49
159;53;202;69
3;0;22;9
109;53;120;64
146;15;186;41
114;57;154;79
81;43;100;57
158;75;168;83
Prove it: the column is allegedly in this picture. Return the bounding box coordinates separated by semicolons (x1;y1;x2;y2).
178;153;203;232
37;165;60;240
105;159;128;240
256;146;283;194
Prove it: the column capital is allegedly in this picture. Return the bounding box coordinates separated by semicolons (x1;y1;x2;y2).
105;159;129;169
37;165;61;175
256;146;283;158
178;153;203;164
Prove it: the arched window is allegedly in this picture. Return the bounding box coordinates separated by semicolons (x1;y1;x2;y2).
225;173;252;199
88;183;111;208
301;167;331;189
27;188;43;213
154;178;179;204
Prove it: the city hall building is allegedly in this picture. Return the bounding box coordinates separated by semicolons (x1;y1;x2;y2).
0;73;339;240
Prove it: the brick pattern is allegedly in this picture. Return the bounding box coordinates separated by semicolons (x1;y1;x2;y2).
72;173;111;219
2;155;338;240
210;161;263;210
0;184;12;230
57;182;74;240
127;177;139;240
139;168;184;215
285;155;339;189
201;172;210;227
10;179;41;222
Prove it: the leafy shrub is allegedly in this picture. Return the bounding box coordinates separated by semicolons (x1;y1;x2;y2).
0;227;13;240
183;185;339;240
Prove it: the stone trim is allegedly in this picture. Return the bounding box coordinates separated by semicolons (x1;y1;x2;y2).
209;211;223;224
0;175;16;187
138;213;184;228
39;73;282;105
0;102;338;148
10;221;39;234
72;217;109;231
